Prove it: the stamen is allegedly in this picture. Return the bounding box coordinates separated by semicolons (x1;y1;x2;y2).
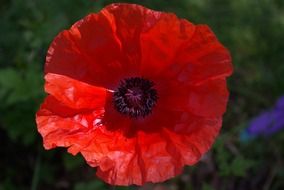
113;77;158;118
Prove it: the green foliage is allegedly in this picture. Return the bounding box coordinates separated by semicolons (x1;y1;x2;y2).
201;183;215;190
63;154;85;171
74;181;105;190
0;67;43;105
214;138;255;177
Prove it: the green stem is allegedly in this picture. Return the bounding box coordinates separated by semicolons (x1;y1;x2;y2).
31;152;41;190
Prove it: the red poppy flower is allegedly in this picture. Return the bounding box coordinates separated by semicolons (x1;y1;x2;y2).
36;3;232;186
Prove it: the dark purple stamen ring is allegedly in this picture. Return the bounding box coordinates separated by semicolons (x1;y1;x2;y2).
113;77;158;118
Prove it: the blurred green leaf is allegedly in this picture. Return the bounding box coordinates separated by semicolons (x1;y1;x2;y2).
215;138;255;177
63;154;85;171
74;180;105;190
231;157;255;177
0;66;43;106
201;183;215;190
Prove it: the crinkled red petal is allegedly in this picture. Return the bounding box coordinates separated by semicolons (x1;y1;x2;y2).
36;96;104;154
45;73;106;110
157;78;229;117
45;4;165;89
80;115;221;185
157;25;233;84
139;14;195;77
37;95;222;185
45;13;124;88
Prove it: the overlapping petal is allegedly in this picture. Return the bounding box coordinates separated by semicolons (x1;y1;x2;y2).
80;114;221;185
156;78;229;117
45;73;106;110
36;96;104;154
37;96;221;185
139;15;195;77
157;25;232;85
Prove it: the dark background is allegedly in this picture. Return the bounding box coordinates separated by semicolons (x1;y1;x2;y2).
0;0;284;189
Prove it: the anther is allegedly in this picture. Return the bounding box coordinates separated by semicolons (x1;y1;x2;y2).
113;77;158;118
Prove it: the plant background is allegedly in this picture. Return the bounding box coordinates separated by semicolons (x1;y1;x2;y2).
1;0;284;189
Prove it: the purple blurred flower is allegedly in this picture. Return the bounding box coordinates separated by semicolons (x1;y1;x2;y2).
241;96;284;141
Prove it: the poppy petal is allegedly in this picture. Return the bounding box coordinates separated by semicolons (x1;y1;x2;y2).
36;96;104;154
157;78;229;117
101;4;163;78
37;96;221;186
140;15;195;77
45;73;106;110
45;15;124;88
187;78;229;117
80;131;183;185
80;115;221;186
174;25;233;84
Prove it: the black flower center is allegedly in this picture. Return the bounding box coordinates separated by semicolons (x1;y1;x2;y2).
113;77;158;118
